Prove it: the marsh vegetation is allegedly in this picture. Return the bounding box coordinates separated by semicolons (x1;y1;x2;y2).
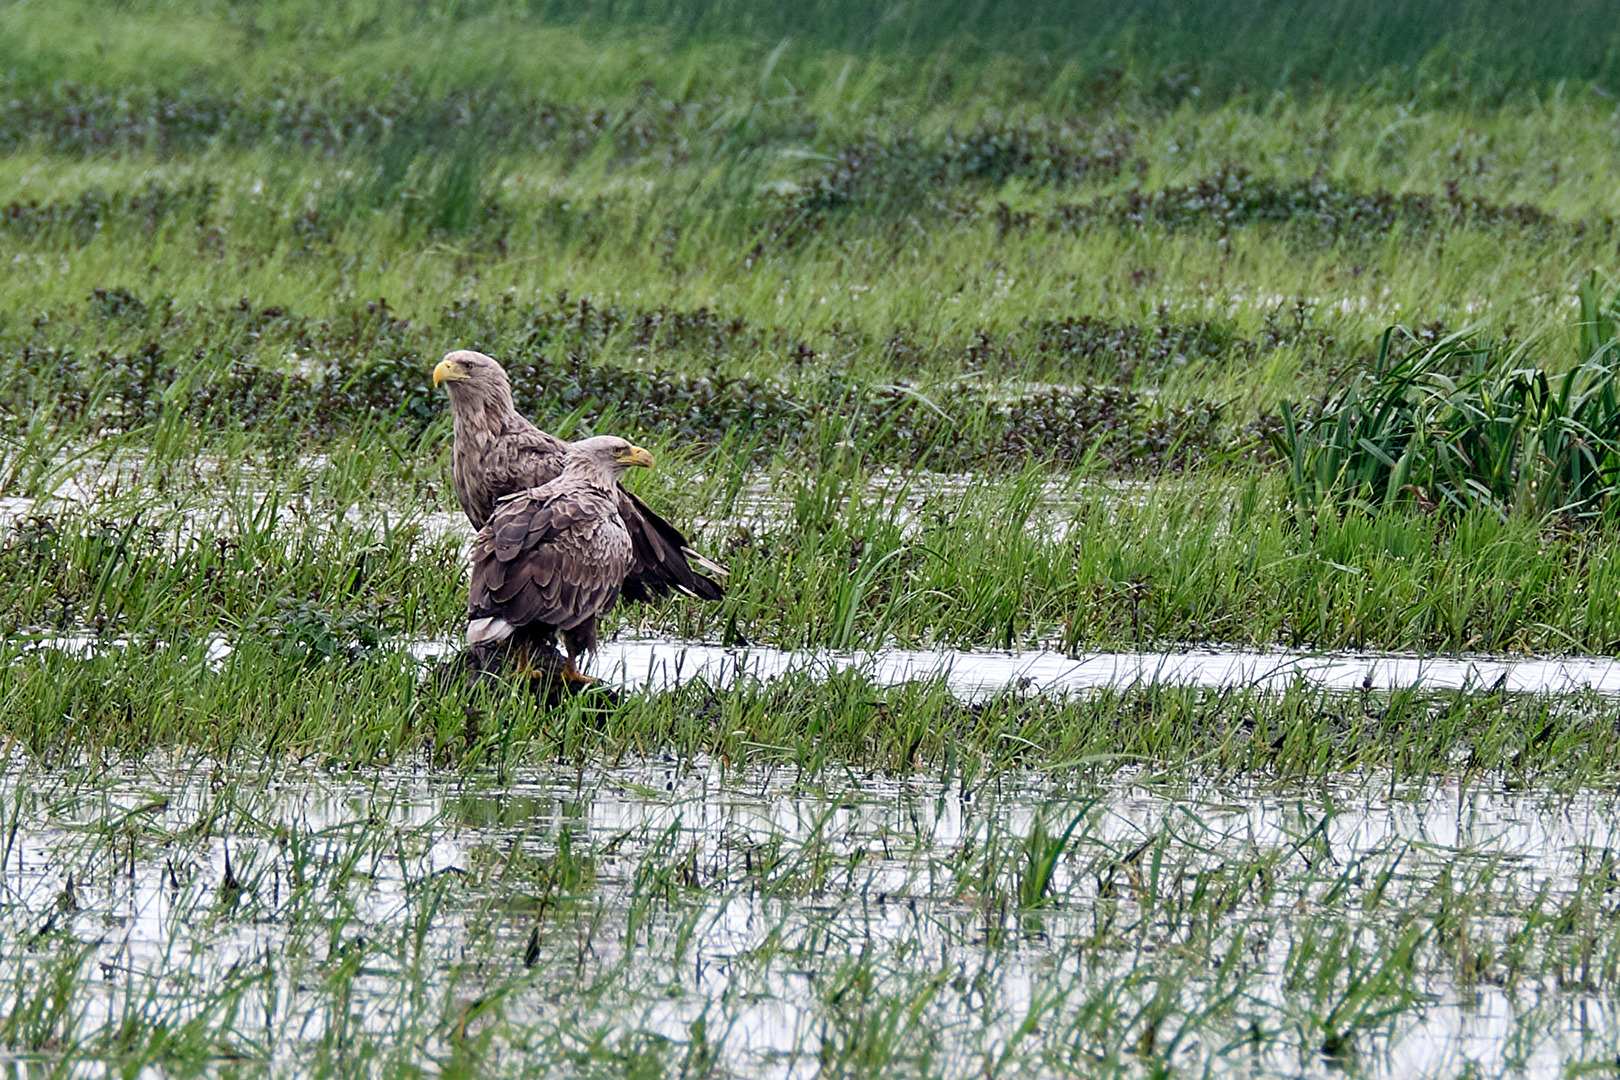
6;0;1620;1074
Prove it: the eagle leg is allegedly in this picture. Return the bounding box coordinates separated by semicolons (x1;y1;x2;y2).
510;641;549;682
560;623;600;690
561;656;599;689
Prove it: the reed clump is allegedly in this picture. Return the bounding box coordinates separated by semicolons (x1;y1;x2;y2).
1275;273;1620;519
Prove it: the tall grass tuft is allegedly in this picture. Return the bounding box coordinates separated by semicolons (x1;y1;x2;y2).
317;125;504;242
1273;273;1620;519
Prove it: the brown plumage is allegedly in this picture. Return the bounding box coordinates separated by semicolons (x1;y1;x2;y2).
466;436;652;683
433;349;725;604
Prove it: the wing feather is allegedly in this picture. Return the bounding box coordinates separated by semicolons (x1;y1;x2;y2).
452;420;569;531
483;430;568;506
616;489;726;604
468;484;633;637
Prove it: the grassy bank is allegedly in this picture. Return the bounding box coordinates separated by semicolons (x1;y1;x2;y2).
6;0;1619;105
5;635;1620;787
2;0;1620;694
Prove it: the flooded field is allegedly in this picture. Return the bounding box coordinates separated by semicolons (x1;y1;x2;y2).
578;639;1620;700
4;755;1620;1077
10;2;1620;1073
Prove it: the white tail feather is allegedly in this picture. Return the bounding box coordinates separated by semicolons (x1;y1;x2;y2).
467;617;515;646
681;546;730;578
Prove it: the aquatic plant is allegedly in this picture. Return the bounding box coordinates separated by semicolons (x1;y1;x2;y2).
1274;274;1620;518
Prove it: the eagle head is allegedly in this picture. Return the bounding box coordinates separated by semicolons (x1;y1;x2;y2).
567;435;655;486
433;350;507;390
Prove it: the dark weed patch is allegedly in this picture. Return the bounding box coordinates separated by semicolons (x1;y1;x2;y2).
0;81;699;159
759;154;1587;250
769;126;1145;242
0;182;218;245
0;292;1304;471
255;598;393;665
871;381;1225;470
947;303;1335;383
1049;166;1580;240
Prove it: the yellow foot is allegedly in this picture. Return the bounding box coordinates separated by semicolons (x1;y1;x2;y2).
509;643;546;681
561;658;599;689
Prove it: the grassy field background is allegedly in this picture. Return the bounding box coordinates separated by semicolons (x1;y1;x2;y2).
4;0;1620;747
15;6;1620;1077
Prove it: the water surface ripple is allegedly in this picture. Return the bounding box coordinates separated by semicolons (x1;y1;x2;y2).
2;759;1618;1077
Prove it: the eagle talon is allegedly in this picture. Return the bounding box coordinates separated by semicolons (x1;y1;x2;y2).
509;644;549;682
561;660;599;689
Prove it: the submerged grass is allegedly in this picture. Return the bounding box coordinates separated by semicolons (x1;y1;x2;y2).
6;640;1620;788
6;752;1620;1077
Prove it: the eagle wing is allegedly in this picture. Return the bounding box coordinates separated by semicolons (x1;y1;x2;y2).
616;488;727;604
453;425;570;530
468;487;630;637
451;406;728;601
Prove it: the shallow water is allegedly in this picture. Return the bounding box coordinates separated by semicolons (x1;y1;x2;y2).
17;629;1620;701
685;466;1098;540
2;757;1619;1077
412;637;1620;700
0;452;1117;549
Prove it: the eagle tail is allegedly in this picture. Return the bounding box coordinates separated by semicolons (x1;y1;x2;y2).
467;617;515;646
681;545;731;579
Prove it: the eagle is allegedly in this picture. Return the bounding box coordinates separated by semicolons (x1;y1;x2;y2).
432;349;725;604
466;436;651;686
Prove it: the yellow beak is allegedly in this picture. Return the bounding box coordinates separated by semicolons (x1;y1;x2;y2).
618;445;655;469
432;358;467;388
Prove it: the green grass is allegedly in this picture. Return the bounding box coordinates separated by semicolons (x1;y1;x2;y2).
7;635;1620;790
5;0;1619;106
5;747;1620;1077
15;446;1620;658
10;5;1620;1076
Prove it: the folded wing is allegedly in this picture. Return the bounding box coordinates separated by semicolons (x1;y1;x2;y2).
468;489;630;643
617;488;727;603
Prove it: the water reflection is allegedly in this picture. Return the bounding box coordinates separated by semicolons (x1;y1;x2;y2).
2;757;1620;1076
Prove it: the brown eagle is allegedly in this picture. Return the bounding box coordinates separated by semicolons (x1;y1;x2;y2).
432;349;725;603
467;436;651;685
